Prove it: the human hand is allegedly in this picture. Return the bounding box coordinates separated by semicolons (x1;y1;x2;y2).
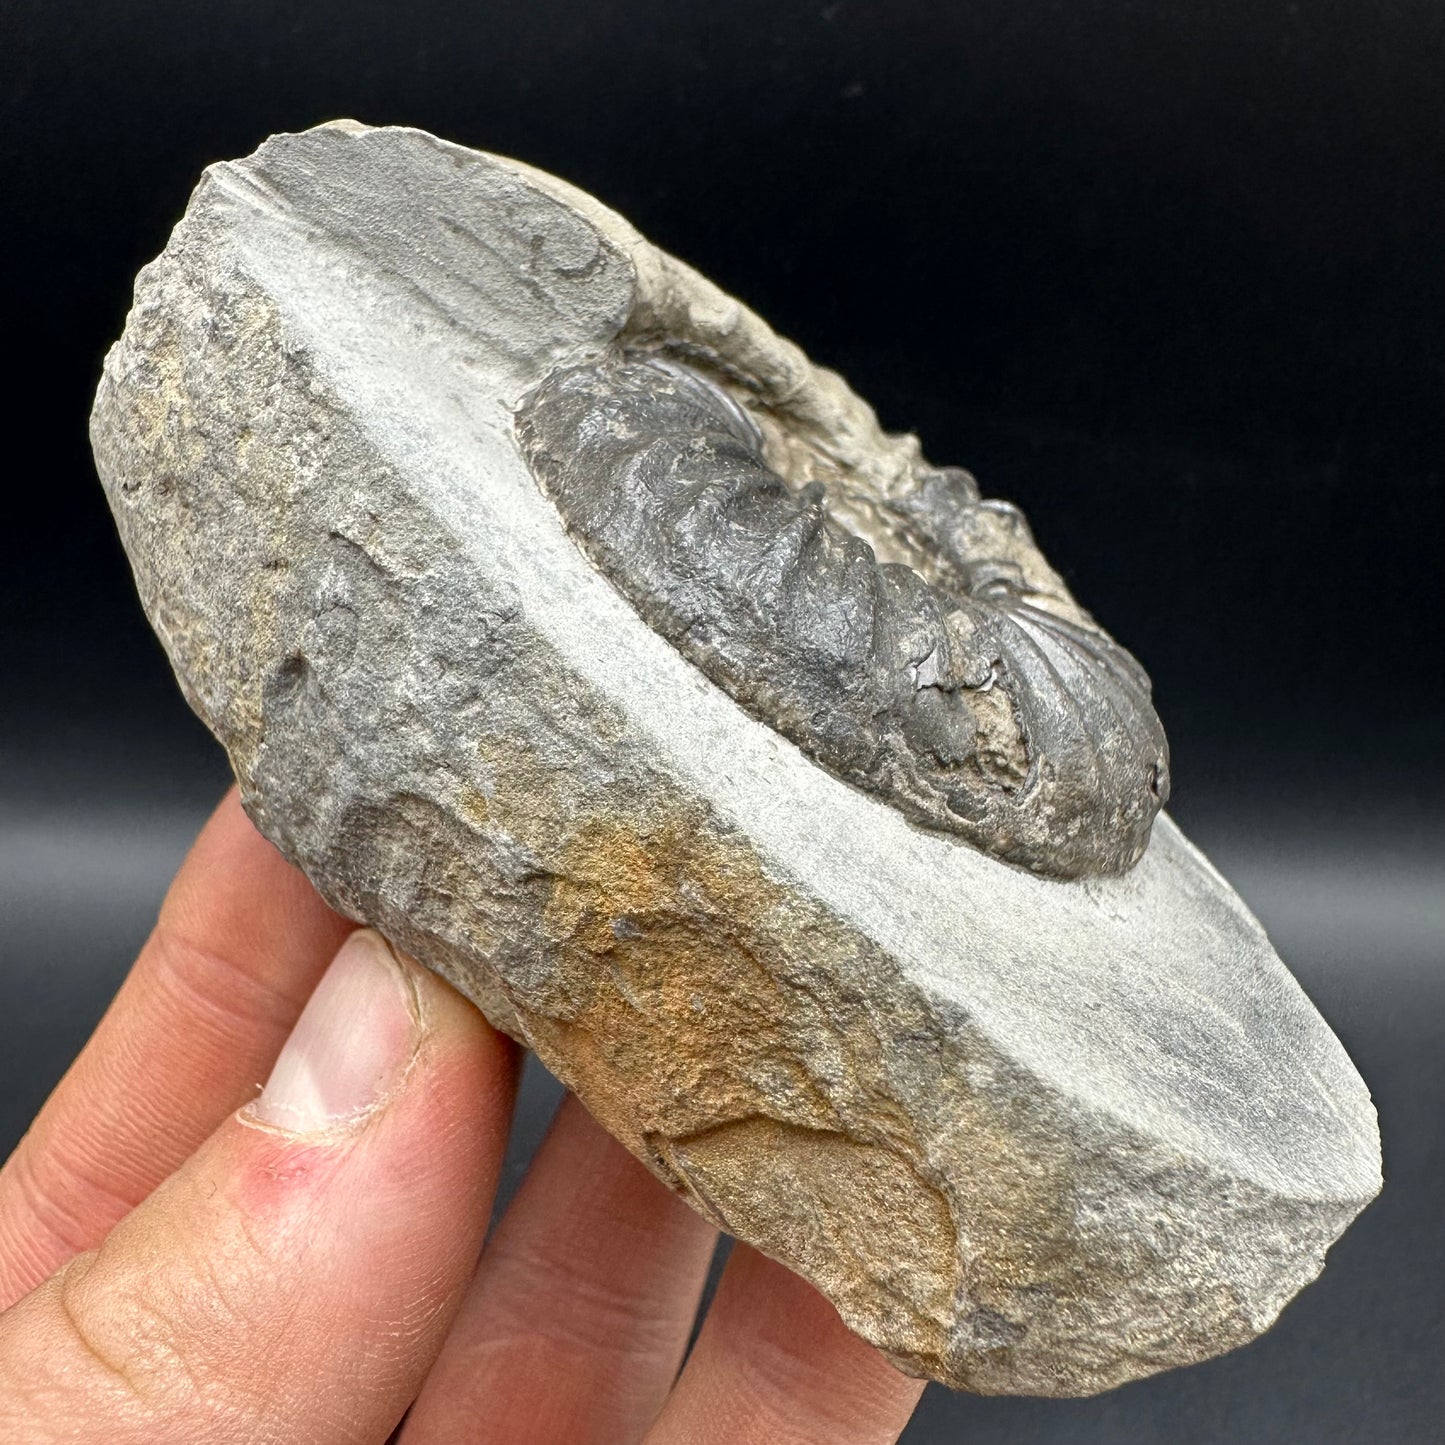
0;789;924;1443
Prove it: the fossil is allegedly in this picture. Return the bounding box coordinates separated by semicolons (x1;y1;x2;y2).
90;122;1380;1396
519;352;1168;878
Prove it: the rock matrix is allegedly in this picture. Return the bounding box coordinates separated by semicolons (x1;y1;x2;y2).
91;123;1380;1395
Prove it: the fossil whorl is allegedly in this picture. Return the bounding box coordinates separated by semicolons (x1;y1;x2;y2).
518;353;1169;879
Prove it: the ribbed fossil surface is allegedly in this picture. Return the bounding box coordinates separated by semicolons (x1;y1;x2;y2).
519;353;1169;878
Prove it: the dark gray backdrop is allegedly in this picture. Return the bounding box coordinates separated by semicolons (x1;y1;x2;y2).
1;2;1441;1440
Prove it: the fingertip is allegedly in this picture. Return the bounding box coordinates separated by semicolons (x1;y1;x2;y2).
242;929;421;1136
394;942;523;1099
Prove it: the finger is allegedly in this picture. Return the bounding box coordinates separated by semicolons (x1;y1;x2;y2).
0;788;352;1306
0;930;520;1445
645;1245;925;1445
401;1093;717;1445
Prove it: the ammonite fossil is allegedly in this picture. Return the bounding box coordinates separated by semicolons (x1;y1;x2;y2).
90;123;1379;1397
519;352;1168;878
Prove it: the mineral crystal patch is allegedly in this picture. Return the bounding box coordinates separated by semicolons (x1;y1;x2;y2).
89;121;1381;1396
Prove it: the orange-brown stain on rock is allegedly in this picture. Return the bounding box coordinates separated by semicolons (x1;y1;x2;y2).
532;807;840;1145
471;727;1106;1383
459;783;490;827
667;1114;958;1376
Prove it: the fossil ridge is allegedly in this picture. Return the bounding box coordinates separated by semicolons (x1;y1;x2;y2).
89;122;1380;1396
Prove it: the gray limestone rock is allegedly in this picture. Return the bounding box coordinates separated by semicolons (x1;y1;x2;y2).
89;122;1380;1396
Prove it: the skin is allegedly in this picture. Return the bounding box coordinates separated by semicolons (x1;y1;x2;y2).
0;789;925;1443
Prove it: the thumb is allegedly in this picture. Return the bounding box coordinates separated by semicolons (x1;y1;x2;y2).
0;930;517;1445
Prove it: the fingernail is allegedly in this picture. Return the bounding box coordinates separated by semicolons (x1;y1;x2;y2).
246;930;420;1134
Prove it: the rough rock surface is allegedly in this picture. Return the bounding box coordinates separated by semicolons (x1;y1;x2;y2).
90;122;1381;1396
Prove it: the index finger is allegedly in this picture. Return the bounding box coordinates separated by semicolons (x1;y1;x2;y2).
0;787;353;1307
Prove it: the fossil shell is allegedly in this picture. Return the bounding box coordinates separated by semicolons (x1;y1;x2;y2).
519;353;1168;878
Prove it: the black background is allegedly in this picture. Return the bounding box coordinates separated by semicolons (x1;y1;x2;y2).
1;3;1441;1441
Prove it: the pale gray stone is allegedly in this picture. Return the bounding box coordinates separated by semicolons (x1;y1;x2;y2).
90;122;1380;1396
